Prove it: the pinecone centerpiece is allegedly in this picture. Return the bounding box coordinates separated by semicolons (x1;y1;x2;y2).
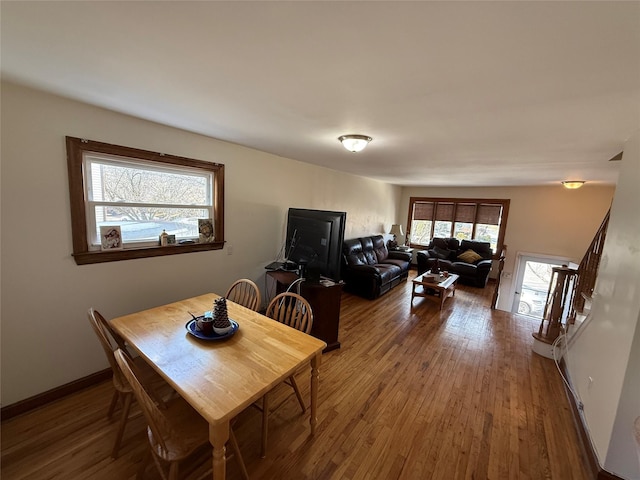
212;297;233;335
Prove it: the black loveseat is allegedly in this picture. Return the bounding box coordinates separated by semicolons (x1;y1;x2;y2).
342;235;412;299
416;238;494;287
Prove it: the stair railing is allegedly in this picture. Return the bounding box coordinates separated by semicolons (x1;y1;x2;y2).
532;209;609;346
491;245;507;310
568;209;610;324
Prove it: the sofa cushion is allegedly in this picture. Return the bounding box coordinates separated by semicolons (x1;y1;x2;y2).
372;235;390;263
460;240;493;258
376;264;402;283
343;238;368;266
457;249;483;264
358;237;378;265
432;246;453;260
433;237;459;251
384;258;410;270
452;261;480;277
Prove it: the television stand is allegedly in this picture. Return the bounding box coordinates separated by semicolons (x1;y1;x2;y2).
266;271;343;352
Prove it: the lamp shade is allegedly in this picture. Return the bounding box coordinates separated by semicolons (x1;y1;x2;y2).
562;181;585;189
389;224;404;237
338;134;372;152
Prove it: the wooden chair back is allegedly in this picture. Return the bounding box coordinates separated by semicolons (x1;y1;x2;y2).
114;349;173;457
225;278;261;311
88;308;130;393
266;292;313;334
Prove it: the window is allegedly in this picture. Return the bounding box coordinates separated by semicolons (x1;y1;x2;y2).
66;137;224;265
406;197;509;255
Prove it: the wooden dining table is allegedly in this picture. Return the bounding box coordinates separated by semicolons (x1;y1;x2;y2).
110;293;327;479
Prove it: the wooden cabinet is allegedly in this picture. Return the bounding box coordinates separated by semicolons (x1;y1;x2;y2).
266;271;343;352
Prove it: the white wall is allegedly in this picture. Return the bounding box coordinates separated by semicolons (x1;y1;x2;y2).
0;81;401;406
400;185;615;311
568;130;640;479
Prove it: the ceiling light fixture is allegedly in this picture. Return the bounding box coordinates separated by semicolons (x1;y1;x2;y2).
562;181;586;189
338;134;372;153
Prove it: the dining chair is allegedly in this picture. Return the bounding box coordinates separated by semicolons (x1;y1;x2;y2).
114;349;249;480
261;292;314;456
266;292;313;336
88;308;170;459
225;278;261;311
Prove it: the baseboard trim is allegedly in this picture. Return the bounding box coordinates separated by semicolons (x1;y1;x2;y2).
598;471;624;480
558;359;623;480
1;369;112;421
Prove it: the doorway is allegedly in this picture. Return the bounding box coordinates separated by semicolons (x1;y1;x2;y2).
511;254;568;319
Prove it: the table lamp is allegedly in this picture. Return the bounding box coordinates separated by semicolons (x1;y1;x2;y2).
389;224;404;248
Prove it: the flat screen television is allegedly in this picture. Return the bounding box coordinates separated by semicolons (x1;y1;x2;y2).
285;208;346;282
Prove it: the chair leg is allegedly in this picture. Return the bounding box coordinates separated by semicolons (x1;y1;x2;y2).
261;394;269;458
111;392;133;459
151;454;170;480
289;375;306;413
137;447;151;479
229;428;249;480
168;462;179;480
107;390;120;419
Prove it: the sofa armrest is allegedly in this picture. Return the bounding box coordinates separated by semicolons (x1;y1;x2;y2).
416;250;431;275
388;250;412;262
476;259;493;272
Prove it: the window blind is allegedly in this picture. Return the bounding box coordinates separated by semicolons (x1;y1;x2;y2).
477;204;502;225
455;203;476;223
413;202;434;221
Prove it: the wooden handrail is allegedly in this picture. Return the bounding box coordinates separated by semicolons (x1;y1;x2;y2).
491;245;507;310
568;209;610;323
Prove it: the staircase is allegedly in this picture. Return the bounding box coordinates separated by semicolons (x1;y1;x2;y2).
532;209;610;353
568;209;610;328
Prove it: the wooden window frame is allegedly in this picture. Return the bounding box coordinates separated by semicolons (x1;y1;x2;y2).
66;136;225;265
406;197;510;259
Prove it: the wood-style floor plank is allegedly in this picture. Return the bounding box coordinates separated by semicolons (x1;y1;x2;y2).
1;273;592;479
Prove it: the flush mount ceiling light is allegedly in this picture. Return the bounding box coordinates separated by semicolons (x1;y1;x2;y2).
338;134;372;153
562;181;586;189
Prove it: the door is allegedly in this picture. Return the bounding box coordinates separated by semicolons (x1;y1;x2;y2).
512;255;567;319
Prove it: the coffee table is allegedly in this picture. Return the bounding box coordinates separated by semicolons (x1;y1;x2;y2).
411;272;460;309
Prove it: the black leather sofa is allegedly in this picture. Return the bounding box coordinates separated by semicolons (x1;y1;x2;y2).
416;238;494;287
342;235;412;299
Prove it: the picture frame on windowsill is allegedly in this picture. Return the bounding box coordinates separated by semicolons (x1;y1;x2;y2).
100;226;123;251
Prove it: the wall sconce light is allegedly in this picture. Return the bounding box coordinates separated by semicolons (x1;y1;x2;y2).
338;134;372;152
562;181;586;189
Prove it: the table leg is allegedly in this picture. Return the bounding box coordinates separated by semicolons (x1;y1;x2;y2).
310;352;321;435
261;394;269;458
210;421;229;480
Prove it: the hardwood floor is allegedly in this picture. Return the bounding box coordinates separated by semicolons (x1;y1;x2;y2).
1;275;592;479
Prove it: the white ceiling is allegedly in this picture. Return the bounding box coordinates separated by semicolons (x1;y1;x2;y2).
2;1;639;187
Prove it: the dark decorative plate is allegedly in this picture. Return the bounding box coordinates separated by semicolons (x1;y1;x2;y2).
185;317;239;341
